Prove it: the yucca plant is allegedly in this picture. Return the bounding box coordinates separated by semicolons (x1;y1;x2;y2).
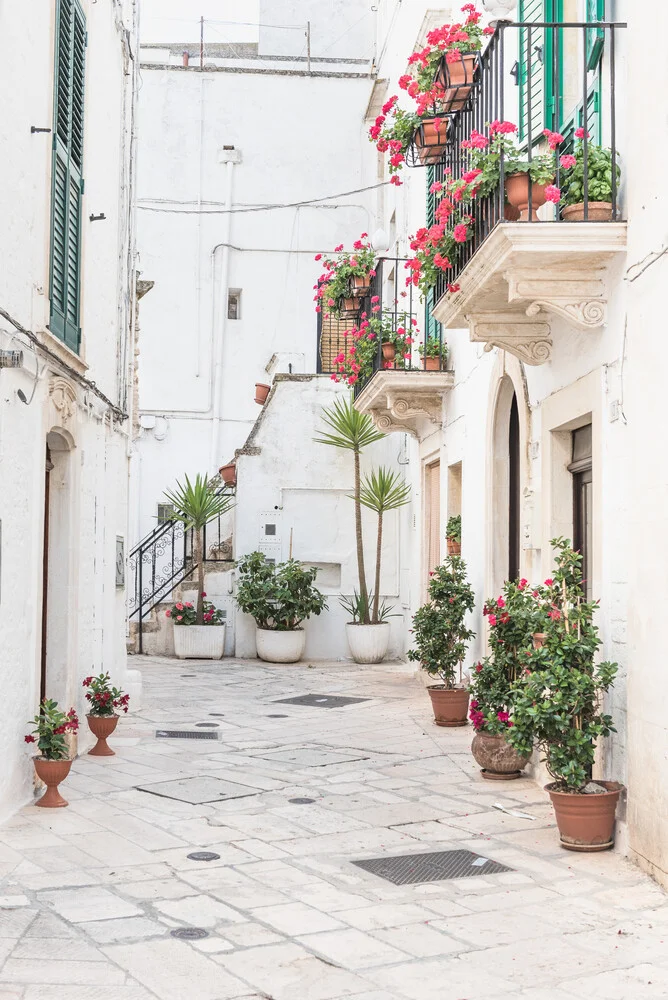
358;467;411;622
315;396;384;624
163;474;235;624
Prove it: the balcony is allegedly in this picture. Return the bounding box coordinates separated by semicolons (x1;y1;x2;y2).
425;18;627;364
317;256;454;438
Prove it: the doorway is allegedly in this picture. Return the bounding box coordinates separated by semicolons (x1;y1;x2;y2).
425;460;441;589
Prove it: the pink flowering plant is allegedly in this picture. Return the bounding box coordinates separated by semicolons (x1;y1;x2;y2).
329;309;419;386
25;700;79;760
166;596;224;626
462;121;566;200
407;557;475;688
83;673;130;717
314;236;376;315
559;130;621;208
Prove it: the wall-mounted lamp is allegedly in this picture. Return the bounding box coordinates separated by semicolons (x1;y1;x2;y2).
0;350;23;369
533;44;544;64
89;213;106;222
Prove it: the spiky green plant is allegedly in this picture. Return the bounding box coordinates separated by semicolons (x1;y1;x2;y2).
358;467;411;622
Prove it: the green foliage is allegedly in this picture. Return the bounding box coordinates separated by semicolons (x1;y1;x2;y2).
507;538;618;791
165;598;225;626
445;514;461;543
314;396;385;454
407;557;475;687
340;591;396;624
358;467;411;516
560;141;621;207
163;473;235;533
419;337;448;361
83;673;129;717
319;241;377;313
25;700;79;760
236;552;327;631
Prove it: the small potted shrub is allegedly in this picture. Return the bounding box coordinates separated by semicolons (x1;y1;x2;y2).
236;552;327;663
446;514;461;555
83;673;129;756
163;473;234;659
25;700;79;808
419;337;449;371
508;539;622;851
560;129;622;222
407;556;475;725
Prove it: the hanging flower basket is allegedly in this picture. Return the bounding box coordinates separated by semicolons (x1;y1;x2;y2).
435;52;479;112
412;117;450;166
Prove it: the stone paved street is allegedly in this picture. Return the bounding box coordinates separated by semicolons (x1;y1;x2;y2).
1;656;667;1000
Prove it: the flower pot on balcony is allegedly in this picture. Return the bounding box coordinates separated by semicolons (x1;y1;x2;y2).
34;758;72;808
504;203;521;221
505;173;549;222
87;714;119;757
471;732;529;780
446;537;461;556
414;118;449;165
352;273;372;296
255;383;271;405
427;685;469;727
219;462;236;487
256;627;306;663
339;297;361;317
346;623;390;664
174;624;226;659
382;342;396;362
441;53;478;112
562;202;613;222
424;356;442;371
546;780;623;852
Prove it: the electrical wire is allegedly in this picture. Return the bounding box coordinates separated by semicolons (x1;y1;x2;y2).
137;181;391;215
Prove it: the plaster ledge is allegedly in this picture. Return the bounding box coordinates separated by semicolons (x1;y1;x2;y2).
354;370;454;438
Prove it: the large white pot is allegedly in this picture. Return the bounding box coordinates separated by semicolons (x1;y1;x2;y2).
346;623;391;664
256;628;305;663
173;624;226;659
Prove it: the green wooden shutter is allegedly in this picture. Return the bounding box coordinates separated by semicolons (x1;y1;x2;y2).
587;0;605;70
424;166;441;342
518;0;563;142
50;0;86;353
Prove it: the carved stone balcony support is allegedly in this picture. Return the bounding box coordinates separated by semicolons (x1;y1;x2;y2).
354;371;454;439
432;222;627;365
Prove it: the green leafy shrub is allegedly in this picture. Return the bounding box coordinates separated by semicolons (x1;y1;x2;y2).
407;557;475;687
236;552;327;631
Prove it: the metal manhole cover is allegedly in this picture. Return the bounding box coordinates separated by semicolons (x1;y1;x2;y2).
155;730;219;740
187;851;221;861
352;850;513;885
195;722;219;728
289;797;315;804
274;694;370;709
256;747;368;767
170;927;208;940
136;776;259;804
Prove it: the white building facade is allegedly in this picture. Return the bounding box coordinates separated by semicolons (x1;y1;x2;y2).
0;0;138;821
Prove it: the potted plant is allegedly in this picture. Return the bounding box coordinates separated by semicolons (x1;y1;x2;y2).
418;337;448;371
219;461;236;487
25;700;79;808
560;129;622;222
316;398;411;663
406;186;474;296
446;514;461;555
235;552;326;662
507;539;622;851
429;5;495;110
163;473;235;659
407;556;475;725
255;383;271;405
314;236;377;317
82;673;129;756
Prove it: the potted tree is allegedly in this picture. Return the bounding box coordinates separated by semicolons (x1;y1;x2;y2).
235;552;327;662
508;539;622;851
25;701;79;808
163;473;235;659
446;514;461;555
560;130;622;221
83;673;130;756
407;557;475;725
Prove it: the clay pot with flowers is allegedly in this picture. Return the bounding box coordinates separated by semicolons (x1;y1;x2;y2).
446;514;461;555
407;557;475;725
507;539;623;851
419;337;448;371
560;129;622;222
406;178;475;296
83;673;129;756
25;700;79;807
314;236;377;319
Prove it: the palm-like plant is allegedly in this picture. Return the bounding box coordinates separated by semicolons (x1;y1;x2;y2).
315;396;384;624
358;467;411;623
163;474;235;624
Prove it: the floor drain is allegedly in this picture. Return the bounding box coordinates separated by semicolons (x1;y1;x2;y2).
195;722;219;728
267;714;288;718
274;694;370;709
155;730;218;740
170;927;209;940
289;797;315;805
187;851;221;862
353;849;513;886
181;674;196;678
209;713;225;717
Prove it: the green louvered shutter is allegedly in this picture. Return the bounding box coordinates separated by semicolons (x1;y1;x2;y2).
518;1;563;143
424;166;442;343
586;0;605;70
50;0;86;353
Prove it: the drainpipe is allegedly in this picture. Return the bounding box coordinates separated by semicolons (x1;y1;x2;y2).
209;146;241;472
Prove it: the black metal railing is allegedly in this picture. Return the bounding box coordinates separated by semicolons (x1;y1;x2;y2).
128;484;234;653
317;256;448;397
408;20;626;304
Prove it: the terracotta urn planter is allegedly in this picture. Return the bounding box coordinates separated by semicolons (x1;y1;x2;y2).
424;356;441;371
34;758;72;808
254;383;270;405
87;714;119;756
382;342;396;362
471;732;529;780
415;119;449;165
427;685;469;727
562;201;612;222
219;462;236;487
446;537;461;556
441;53;478;111
546;780;624;852
504;203;521;221
352;273;372;296
505;173;549;222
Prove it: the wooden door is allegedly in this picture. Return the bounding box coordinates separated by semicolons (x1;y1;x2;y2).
425;460;441;585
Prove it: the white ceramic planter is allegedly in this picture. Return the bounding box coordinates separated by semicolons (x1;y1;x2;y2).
256;628;305;663
173;624;225;659
346;622;391;664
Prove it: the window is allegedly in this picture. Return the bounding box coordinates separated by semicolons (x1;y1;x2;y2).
50;0;86;353
228;290;241;320
156;503;174;525
569;424;593;599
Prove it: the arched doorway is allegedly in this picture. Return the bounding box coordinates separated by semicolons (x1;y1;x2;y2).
490;375;522;593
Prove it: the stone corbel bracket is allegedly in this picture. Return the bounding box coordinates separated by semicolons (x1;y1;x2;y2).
354;371;454;438
505;270;607;329
468;312;552;366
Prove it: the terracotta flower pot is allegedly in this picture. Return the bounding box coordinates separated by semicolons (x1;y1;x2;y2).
471;732;529;780
505;173;549;222
34;758;72;808
415;119;449;165
423;356;441;371
219;462;236;487
339;296;361;316
446;537;461;556
442;53;478;112
382;342;396;362
546;780;624;852
352;273;372;296
504;203;521;221
254;383;270;405
87;714;119;757
532;632;547;649
427;685;469;727
562;202;613;222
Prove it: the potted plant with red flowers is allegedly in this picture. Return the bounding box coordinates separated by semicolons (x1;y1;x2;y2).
406;178;475;295
82;673;129;756
446;514;461;555
428;4;495;111
25;700;79;807
507;539;622;851
560;129;622;222
407;557;475;725
314;236;377;317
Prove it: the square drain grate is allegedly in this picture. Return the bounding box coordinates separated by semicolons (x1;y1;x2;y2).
155;730;219;740
273;694;370;709
353;849;513;885
136;776;259;804
255;747;368;767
